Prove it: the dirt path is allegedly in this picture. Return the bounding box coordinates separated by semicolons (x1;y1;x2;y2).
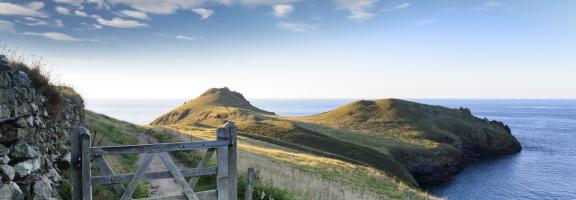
137;134;186;197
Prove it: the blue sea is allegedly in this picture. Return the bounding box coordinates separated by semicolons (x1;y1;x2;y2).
86;99;576;200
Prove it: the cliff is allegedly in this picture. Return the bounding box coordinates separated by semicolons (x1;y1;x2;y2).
152;88;521;186
0;56;84;199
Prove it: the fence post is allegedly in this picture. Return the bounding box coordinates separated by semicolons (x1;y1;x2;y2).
225;122;238;200
217;126;230;200
245;168;255;200
80;128;92;200
71;128;83;200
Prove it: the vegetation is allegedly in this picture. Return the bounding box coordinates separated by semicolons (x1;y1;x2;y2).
81;110;296;199
151;88;521;188
82;110;151;199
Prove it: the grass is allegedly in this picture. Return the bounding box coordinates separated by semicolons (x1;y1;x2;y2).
150;88;521;185
161;125;440;200
81;110;295;199
79;110;151;199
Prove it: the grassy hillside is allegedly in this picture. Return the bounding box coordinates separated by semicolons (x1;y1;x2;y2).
80;110;297;200
151;88;521;186
150;125;438;199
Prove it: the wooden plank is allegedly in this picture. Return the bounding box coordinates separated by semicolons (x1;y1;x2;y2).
159;152;200;200
216;145;229;200
80;129;93;200
92;167;217;186
189;149;215;188
245;168;255;200
225;123;238;200
94;156;125;194
70;128;83;200
91;140;229;156
120;153;154;200
135;190;217;200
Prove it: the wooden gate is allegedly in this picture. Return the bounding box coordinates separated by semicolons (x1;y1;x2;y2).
70;123;238;200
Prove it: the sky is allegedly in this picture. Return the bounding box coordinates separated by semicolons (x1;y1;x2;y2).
0;0;575;99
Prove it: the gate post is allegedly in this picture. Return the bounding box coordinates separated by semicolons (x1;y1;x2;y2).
71;127;92;200
216;122;238;200
71;128;83;200
226;122;238;200
80;128;93;200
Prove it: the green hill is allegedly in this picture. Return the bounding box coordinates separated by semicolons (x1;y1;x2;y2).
151;88;521;186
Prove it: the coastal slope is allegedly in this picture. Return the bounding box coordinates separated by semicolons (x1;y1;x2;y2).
151;88;521;185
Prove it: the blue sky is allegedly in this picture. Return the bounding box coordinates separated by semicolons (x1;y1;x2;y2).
0;0;575;99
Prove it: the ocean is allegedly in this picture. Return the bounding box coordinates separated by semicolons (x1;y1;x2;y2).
85;99;576;200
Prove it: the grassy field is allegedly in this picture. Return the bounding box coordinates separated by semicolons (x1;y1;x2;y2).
155;125;439;200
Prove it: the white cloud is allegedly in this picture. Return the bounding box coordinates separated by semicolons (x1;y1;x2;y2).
277;21;316;32
175;35;194;41
383;2;411;11
54;0;84;7
74;10;89;17
273;4;294;17
55;6;71;15
55;20;65;27
20;17;49;26
0;20;15;32
86;0;110;9
106;0;205;14
334;0;377;21
416;19;437;25
79;22;103;30
239;0;297;6
120;10;149;20
0;2;47;17
192;8;214;19
96;17;148;28
22;32;99;42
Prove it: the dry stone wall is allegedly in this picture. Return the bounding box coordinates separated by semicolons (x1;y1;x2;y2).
0;55;84;200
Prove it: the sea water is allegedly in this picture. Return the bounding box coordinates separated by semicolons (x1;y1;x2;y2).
86;99;576;200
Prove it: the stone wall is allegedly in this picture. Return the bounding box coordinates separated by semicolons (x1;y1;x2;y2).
0;56;84;200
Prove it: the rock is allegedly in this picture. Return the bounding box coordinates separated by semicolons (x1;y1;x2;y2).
0;155;10;164
9;141;38;160
46;168;61;182
14;117;28;128
14;71;30;87
0;105;10;119
14;159;41;178
31;177;53;200
25;116;34;127
0;164;15;181
0;55;9;71
0;182;24;200
0;144;9;156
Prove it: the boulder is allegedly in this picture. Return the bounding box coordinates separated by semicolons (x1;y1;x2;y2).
31;177;53;200
14;159;41;178
0;182;24;200
9;141;38;160
0;164;15;181
0;144;9;156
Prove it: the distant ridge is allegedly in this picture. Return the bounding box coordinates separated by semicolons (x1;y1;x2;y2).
151;87;522;186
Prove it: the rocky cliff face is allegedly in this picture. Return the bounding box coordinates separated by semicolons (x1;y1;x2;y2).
0;56;84;199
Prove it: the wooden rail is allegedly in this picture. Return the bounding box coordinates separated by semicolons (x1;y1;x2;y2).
70;123;238;200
